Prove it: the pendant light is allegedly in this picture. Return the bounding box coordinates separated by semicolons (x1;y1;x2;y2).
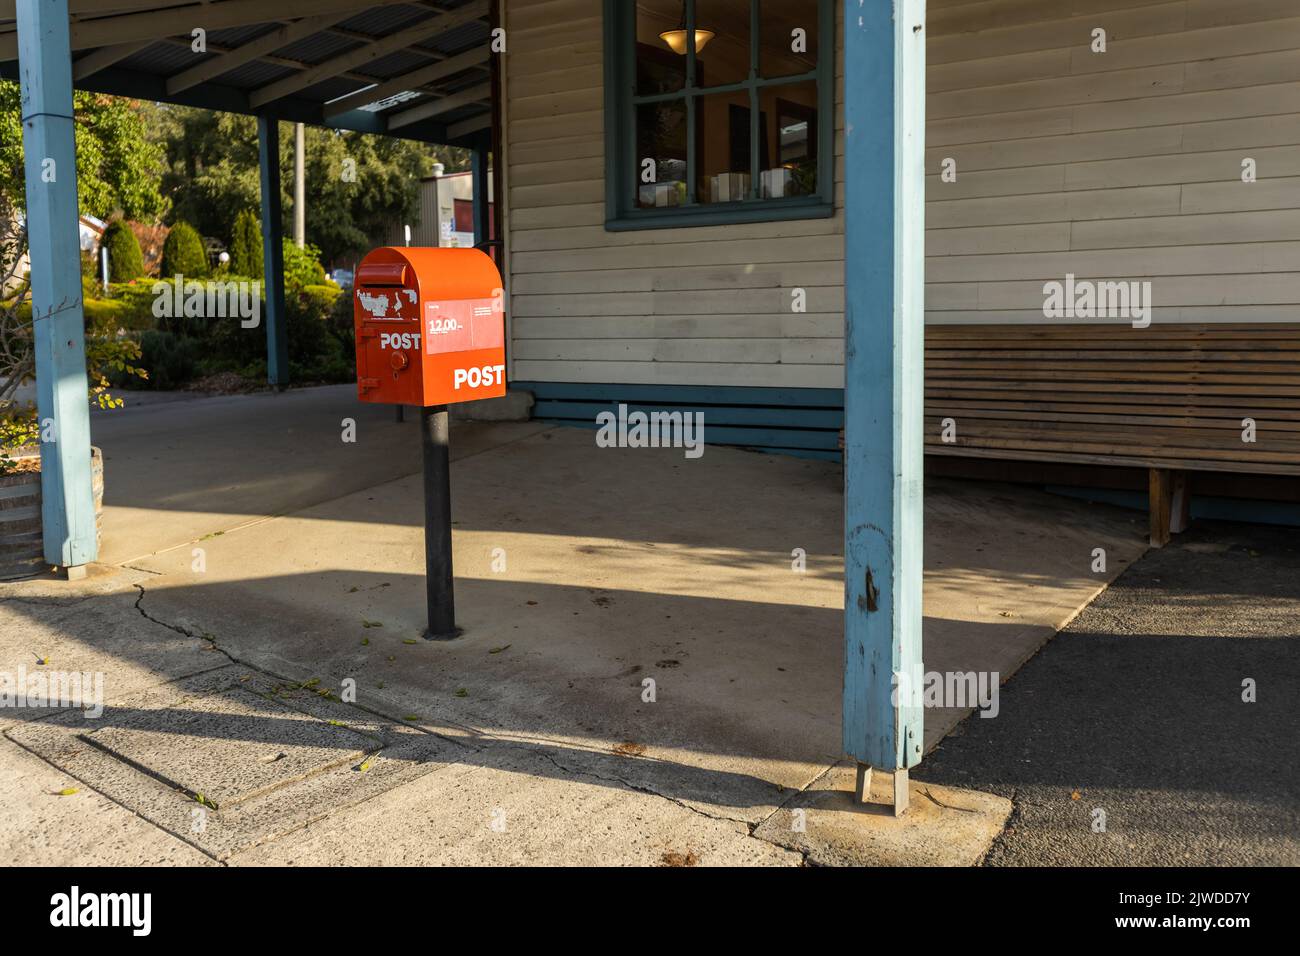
660;2;714;54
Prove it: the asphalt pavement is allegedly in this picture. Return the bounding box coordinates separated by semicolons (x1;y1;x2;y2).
916;517;1300;866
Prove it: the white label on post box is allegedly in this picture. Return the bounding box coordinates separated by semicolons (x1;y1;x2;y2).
424;298;502;354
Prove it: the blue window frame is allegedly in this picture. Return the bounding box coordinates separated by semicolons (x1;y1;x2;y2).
603;0;835;231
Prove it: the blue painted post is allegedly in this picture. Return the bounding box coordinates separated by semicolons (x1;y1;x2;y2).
471;136;490;248
17;0;97;575
841;0;927;814
257;114;288;387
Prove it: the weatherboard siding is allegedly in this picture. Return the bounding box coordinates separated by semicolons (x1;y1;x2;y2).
501;0;1300;390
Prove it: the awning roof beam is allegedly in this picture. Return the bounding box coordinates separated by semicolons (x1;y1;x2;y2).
246;0;488;109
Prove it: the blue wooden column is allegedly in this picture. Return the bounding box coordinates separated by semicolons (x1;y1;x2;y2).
842;0;927;813
257;114;288;387
17;0;97;573
471;133;490;248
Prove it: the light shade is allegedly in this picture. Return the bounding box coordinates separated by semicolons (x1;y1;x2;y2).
659;29;715;54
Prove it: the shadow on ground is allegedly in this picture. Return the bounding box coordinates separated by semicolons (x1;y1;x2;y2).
915;521;1300;866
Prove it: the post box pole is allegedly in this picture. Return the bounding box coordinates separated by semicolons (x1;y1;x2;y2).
421;404;457;639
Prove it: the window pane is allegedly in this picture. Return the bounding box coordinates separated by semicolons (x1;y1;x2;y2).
635;100;689;208
693;0;750;88
756;81;818;198
759;0;818;79
696;89;753;203
636;0;688;94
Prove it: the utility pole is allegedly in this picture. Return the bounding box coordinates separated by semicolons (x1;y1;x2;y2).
293;122;305;248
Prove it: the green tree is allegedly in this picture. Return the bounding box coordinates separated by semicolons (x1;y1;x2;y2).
151;108;260;240
0;82;165;220
301;128;450;264
145;106;469;264
229;208;263;278
160;220;207;277
100;219;144;281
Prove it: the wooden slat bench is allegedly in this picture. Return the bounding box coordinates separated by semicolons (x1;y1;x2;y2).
923;323;1300;546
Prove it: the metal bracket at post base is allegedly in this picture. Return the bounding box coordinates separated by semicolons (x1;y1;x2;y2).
855;762;910;817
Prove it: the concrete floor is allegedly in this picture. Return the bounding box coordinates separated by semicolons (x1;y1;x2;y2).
0;386;1150;865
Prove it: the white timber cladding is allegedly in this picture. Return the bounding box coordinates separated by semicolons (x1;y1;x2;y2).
503;0;1300;389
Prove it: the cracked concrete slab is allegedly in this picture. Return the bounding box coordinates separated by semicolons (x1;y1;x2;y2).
121;427;1145;830
229;742;803;867
0;563;154;610
6;665;477;860
82;685;383;809
0;392;1148;866
751;763;1012;866
0;736;211;866
0;586;222;734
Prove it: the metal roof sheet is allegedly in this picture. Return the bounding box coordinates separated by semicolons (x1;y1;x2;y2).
0;0;494;145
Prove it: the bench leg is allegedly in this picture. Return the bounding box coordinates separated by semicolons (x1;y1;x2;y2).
1170;471;1191;535
1149;468;1172;548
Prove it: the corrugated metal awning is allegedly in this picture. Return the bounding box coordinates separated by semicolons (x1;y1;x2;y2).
0;0;494;145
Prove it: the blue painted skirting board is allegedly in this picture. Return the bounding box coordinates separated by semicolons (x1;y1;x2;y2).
514;382;846;462
1045;486;1300;528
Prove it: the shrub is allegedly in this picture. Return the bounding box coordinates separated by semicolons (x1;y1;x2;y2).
101;220;144;282
160;220;208;278
131;330;199;390
287;282;351;382
103;281;165;331
0;413;40;474
282;239;327;290
229;209;262;279
82;297;127;327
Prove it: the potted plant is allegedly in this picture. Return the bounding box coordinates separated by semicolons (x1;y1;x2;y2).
0;207;145;579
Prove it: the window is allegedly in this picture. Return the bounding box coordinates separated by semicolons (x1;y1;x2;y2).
604;0;833;230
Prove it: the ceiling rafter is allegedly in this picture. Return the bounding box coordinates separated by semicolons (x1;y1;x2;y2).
0;0;497;143
322;44;487;118
154;33;461;106
71;39;151;80
0;0;420;59
387;78;487;129
245;0;487;109
165;12;351;94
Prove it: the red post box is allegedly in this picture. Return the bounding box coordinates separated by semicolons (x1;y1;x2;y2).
353;247;506;407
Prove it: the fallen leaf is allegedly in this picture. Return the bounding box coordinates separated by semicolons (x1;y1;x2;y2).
660;850;698;867
613;741;646;758
360;637;370;646
1070;790;1081;800
454;688;468;698
402;639;418;645
362;620;383;629
488;644;511;654
55;787;78;797
403;714;420;722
